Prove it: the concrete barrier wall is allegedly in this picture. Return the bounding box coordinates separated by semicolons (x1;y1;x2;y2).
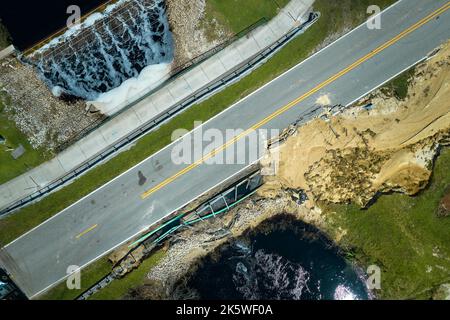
0;45;15;61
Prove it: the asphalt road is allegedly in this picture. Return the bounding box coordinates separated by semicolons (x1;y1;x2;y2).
1;0;449;298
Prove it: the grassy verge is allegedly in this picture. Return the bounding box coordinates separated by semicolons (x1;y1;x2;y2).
380;66;416;100
0;93;51;184
0;0;395;249
89;249;165;300
203;0;290;36
38;257;111;300
322;148;450;299
39;250;166;300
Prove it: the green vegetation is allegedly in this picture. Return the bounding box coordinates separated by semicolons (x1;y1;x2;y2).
380;66;416;100
89;250;165;300
322;148;450;299
39;250;165;300
0;0;395;248
0;0;399;300
203;0;290;35
38;257;111;300
0;93;51;185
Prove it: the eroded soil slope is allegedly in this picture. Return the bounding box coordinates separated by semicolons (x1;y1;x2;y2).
260;41;450;206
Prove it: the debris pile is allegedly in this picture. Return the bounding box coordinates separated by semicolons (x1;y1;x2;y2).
144;194;318;298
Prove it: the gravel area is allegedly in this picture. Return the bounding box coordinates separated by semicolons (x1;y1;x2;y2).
0;56;103;151
166;0;230;67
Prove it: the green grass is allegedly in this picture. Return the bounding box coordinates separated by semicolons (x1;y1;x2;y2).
0;93;51;185
89;250;165;300
380;66;416;100
204;0;290;35
322;148;450;299
0;0;395;246
1;1;398;299
38;257;111;300
39;250;165;300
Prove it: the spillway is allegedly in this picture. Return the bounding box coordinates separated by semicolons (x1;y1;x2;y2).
27;0;173;102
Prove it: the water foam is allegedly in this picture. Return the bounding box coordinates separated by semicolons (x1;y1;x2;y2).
93;61;171;115
233;249;310;300
333;284;358;300
30;0;173;106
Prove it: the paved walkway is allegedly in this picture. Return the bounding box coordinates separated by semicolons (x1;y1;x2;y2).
0;0;314;213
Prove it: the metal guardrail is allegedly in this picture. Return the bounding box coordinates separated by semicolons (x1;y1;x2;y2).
0;12;319;217
76;170;263;300
54;17;269;153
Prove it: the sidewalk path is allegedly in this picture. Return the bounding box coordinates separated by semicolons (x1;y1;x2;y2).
0;0;314;213
2;0;448;298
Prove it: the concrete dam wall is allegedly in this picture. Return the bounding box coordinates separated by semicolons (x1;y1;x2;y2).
26;0;173;102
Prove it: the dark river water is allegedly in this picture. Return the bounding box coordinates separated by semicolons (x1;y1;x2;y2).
0;0;109;50
176;215;370;300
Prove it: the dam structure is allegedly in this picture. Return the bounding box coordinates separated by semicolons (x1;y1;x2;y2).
25;0;173;103
0;0;317;218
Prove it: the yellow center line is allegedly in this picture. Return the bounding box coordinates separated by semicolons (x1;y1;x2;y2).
76;224;98;239
141;2;450;200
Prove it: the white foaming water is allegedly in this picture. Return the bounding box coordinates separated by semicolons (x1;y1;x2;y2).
93;61;172;115
31;0;173;105
233;250;310;300
51;86;64;97
334;284;358;300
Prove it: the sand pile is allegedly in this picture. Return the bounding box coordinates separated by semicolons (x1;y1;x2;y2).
260;41;450;206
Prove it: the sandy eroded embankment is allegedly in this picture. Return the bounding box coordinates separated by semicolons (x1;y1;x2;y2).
260;40;450;206
126;40;450;299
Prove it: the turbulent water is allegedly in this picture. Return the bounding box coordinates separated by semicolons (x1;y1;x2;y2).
28;0;173;101
179;216;370;300
234;250;312;300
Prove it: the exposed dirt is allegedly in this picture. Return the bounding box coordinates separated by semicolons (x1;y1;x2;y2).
0;57;103;151
438;189;450;217
166;0;230;67
116;32;450;302
260;40;450;206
